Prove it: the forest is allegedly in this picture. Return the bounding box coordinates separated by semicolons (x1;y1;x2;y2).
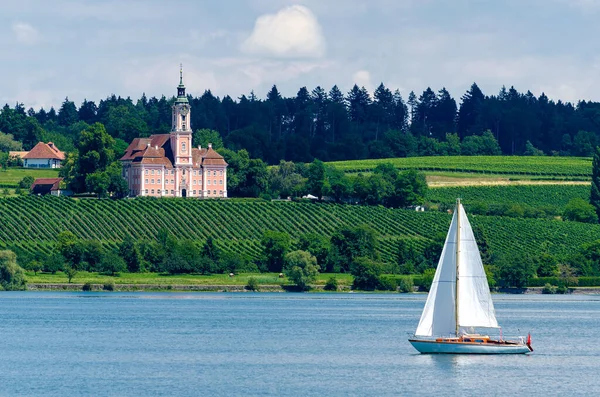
1;82;600;164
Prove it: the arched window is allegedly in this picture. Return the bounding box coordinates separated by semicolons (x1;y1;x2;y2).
182;142;186;152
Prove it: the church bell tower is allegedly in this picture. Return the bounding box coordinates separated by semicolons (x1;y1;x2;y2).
170;64;192;166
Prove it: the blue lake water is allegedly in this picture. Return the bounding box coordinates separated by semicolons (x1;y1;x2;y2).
0;292;599;396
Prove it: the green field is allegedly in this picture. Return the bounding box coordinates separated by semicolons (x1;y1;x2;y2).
0;168;61;187
427;184;590;210
1;196;599;265
327;156;592;177
24;271;354;287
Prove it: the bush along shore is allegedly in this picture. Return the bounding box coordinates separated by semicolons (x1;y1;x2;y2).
18;271;600;294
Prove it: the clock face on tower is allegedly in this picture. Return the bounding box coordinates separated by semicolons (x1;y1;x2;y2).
181;107;189;116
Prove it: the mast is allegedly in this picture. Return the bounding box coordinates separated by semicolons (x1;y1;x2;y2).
455;198;460;336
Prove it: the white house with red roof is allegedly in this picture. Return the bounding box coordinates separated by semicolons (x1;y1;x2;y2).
22;142;65;168
119;68;228;198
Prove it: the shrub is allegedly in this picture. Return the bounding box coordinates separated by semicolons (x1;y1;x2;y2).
351;257;383;291
245;277;259;291
542;283;557;294
378;276;398;291
563;198;597;223
398;276;414;293
103;282;115;291
283;250;319;291
82;282;92;291
421;268;436;291
0;250;27;291
324;277;339;291
556;285;569;294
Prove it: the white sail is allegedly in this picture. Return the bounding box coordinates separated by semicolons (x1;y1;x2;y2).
456;204;499;331
414;211;458;337
415;202;498;337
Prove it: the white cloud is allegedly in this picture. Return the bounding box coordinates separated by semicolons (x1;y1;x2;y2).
352;70;373;93
241;5;326;58
12;23;40;45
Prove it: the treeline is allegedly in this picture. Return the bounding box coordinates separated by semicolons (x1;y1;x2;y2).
2;82;600;164
17;225;444;290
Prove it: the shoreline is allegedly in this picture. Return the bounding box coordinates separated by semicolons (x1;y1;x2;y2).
24;283;600;294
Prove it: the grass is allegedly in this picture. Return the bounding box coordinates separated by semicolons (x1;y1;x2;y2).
24;271;355;287
0;167;60;186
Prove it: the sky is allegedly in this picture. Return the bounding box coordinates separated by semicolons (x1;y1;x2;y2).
2;0;600;110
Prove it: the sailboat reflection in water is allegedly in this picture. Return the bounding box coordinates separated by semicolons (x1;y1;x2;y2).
409;199;533;354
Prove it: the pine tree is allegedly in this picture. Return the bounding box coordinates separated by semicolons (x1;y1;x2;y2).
58;97;79;126
457;83;485;138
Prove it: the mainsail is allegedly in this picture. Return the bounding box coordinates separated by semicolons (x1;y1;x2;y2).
414;201;498;337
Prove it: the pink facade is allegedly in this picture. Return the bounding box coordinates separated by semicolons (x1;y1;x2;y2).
120;69;227;198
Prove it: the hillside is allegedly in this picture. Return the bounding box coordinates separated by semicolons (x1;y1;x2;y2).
1;196;599;265
427;184;590;210
327;156;592;177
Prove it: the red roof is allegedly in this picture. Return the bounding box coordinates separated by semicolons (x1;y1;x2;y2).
121;135;227;168
23;142;65;160
31;178;63;194
201;146;227;166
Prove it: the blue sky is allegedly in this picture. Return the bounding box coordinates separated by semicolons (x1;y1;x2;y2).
2;0;600;110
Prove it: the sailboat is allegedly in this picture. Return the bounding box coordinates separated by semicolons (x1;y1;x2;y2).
409;199;533;354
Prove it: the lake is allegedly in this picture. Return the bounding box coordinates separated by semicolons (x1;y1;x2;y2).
0;292;599;396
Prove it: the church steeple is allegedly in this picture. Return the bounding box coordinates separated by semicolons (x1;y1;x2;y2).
176;64;188;103
170;64;192;168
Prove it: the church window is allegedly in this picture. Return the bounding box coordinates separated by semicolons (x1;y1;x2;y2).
214;180;217;185
182;123;186;130
220;171;223;176
151;170;154;175
213;190;216;195
171;190;174;194
208;180;211;185
158;178;161;184
151;189;154;194
213;171;217;176
193;180;196;185
193;170;196;176
145;189;148;194
219;180;223;185
182;142;186;152
145;179;148;184
193;190;197;195
171;179;174;184
171;170;174;175
145;170;148;175
182;115;186;121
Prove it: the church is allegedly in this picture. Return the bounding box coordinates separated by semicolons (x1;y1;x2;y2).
120;68;228;198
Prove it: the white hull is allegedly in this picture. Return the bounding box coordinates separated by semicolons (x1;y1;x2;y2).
409;339;532;354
